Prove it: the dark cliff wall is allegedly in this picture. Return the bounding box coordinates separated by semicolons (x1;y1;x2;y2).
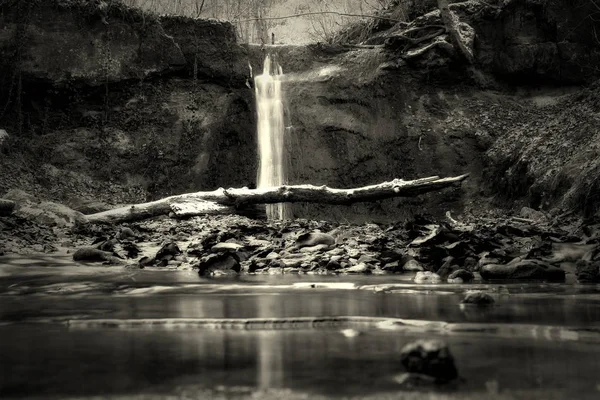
0;1;257;207
1;0;600;220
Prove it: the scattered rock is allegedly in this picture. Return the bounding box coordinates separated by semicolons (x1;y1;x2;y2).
447;269;474;283
122;242;141;258
138;256;153;268
117;227;136;241
520;207;547;222
294;232;335;249
97;238;118;253
211;242;244;253
481;259;565;281
358;254;379;264
461;291;495;305
382;260;401;272
409;224;442;247
436;257;459;279
73;247;114;263
414;271;442;284
400;340;458;383
326;258;342;270
197;253;241;276
403;258;424;272
299;244;332;253
153;242;182;266
343;263;370;274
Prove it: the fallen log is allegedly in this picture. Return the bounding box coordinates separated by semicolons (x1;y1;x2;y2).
85;174;469;224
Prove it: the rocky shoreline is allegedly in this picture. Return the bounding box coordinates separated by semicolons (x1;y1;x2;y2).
1;189;598;284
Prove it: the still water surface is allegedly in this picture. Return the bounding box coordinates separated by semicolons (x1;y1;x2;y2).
1;261;600;399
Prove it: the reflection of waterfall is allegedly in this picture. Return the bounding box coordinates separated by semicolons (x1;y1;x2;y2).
257;296;284;388
255;55;290;220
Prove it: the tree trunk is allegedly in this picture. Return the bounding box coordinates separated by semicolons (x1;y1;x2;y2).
84;174;469;224
437;0;475;64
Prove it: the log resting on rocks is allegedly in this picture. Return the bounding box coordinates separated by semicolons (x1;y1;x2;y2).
85;174;469;224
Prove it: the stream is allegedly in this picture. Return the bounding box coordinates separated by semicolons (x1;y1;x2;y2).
1;257;600;399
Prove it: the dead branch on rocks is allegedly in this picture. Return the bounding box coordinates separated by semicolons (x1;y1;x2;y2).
85;174;469;224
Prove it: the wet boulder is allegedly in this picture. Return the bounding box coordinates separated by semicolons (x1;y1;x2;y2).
197;253;241;276
480;259;565;281
400;340;459;383
448;269;474;283
414;271;442;284
403;258;424;272
153;242;182;266
342;262;371;274
73;247;121;265
436;257;459;279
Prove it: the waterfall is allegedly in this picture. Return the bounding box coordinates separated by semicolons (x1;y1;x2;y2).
255;55;290;220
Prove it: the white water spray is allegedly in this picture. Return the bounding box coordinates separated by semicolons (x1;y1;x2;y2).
255;55;289;220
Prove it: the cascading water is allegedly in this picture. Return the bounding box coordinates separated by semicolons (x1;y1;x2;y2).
254;55;290;220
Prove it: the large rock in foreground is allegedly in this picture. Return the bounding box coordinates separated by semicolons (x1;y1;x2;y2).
0;0;185;85
400;339;459;383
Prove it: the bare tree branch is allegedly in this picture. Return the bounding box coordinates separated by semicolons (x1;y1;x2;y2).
236;10;406;24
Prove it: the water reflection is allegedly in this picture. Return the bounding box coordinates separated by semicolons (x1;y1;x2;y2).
2;323;600;399
2;273;600;399
3;288;600;329
258;296;283;389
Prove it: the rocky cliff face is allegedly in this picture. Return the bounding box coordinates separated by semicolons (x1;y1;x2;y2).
1;0;599;220
0;0;185;85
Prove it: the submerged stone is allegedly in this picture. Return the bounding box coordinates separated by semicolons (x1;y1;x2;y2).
400;339;458;383
461;291;495;305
